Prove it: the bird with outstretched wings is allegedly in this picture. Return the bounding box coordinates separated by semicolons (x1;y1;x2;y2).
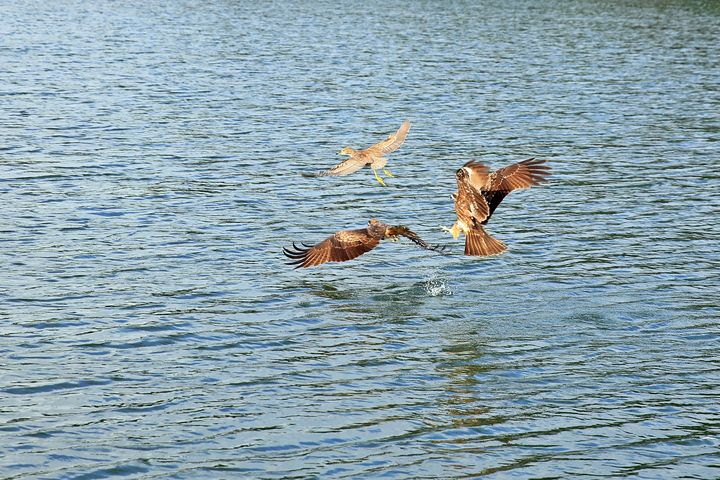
305;120;411;186
443;158;551;256
283;219;444;268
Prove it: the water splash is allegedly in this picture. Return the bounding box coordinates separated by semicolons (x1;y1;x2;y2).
424;273;454;297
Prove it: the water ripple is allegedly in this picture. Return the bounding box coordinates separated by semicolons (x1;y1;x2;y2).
2;0;720;478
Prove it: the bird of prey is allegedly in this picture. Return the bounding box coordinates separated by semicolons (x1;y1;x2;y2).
308;120;411;186
443;158;551;256
283;218;443;268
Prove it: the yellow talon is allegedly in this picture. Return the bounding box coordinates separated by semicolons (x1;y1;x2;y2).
441;225;461;239
383;168;395;178
373;169;387;186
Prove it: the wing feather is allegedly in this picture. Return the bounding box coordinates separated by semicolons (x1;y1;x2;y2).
283;228;381;268
366;120;411;155
314;157;367;177
489;158;551;192
481;158;551;221
454;176;490;225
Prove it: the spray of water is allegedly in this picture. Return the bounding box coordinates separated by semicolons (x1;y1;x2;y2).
424;270;453;296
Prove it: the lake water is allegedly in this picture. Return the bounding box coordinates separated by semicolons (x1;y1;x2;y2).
2;1;719;478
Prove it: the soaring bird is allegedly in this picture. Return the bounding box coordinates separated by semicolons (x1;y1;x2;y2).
443;158;551;256
308;120;411;186
283;219;443;268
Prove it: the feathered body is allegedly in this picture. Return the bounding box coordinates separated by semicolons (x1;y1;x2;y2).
449;158;551;256
310;120;411;185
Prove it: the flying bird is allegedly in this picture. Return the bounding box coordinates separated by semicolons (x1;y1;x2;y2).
307;120;411;186
443;158;551;256
283;218;443;268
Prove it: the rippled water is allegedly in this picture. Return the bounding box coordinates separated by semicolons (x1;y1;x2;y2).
2;1;720;478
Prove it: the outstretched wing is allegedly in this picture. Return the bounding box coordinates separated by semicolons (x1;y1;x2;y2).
482;158;551;221
283;228;380;268
489;158;551;192
306;156;367;177
366;120;411;155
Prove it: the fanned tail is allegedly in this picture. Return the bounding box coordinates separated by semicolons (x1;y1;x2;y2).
387;225;446;254
464;227;507;256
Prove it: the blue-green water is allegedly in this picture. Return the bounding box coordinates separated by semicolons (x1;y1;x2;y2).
2;1;719;478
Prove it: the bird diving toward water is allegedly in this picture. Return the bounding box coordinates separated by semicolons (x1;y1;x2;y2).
443;158;551;256
283;219;444;268
306;120;411;186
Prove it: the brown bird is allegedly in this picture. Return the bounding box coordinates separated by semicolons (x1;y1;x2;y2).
283;219;443;268
308;120;411;186
443;158;551;256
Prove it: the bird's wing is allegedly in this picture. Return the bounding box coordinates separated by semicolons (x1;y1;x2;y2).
488;158;551;192
455;176;490;226
366;120;411;155
482;158;551;220
314;156;367;177
283;228;380;268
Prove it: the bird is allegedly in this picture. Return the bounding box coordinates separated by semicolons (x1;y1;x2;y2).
283;219;444;268
442;158;551;256
306;120;411;186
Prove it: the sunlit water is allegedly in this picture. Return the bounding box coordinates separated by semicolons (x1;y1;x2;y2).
2;1;719;478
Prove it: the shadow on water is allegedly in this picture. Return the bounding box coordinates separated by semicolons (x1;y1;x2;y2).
290;279;429;321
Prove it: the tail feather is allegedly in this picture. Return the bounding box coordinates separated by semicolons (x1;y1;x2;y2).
464;227;507;256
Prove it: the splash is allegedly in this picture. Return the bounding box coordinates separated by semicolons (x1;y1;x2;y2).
424;274;453;297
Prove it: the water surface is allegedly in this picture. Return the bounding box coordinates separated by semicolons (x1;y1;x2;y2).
2;1;720;478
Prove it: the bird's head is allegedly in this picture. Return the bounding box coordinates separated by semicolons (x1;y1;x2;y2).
339;147;355;156
367;219;386;238
455;167;469;181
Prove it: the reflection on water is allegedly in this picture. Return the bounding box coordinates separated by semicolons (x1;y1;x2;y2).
2;0;720;478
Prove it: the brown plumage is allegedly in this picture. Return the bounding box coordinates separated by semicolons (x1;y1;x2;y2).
445;158;551;256
283;219;444;268
307;120;411;186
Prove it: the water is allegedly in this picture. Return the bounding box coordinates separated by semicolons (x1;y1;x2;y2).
2;0;719;478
